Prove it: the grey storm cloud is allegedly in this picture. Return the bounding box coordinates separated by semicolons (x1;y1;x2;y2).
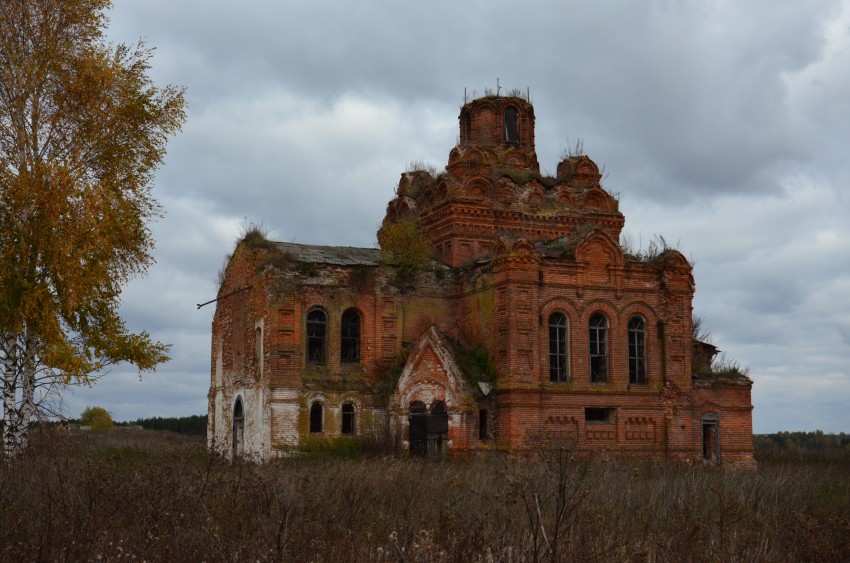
59;0;850;433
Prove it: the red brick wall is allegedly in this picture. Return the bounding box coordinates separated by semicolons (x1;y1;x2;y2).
211;95;754;468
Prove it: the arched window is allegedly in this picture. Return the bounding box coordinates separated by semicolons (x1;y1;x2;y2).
461;110;472;143
341;309;360;363
306;308;327;364
589;313;609;383
341;402;355;435
232;397;244;458
628;316;647;385
548;312;569;382
309;402;324;433
504;107;519;144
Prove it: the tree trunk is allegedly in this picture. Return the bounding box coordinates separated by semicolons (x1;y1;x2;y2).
17;332;36;453
2;332;21;461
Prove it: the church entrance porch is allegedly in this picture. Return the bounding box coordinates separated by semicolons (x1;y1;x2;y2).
409;400;449;457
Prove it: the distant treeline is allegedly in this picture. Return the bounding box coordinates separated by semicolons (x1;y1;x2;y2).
118;415;207;436
754;431;850;463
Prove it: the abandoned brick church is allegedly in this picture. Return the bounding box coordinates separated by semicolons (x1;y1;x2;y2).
208;95;755;468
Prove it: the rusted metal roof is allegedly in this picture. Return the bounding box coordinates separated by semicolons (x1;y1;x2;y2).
273;242;381;266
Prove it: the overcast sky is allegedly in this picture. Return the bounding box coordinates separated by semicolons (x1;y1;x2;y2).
63;0;850;434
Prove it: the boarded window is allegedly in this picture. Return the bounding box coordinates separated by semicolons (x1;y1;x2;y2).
589;313;609;383
628;316;647;384
549;312;569;382
307;308;327;364
504;107;519;144
341;309;360;363
310;402;323;433
341;402;355;435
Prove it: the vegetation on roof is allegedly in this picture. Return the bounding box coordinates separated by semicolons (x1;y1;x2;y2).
691;315;751;380
453;341;498;391
239;221;277;252
377;219;431;287
620;233;687;265
490;165;542;186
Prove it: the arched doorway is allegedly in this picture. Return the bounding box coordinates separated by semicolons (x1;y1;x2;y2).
702;413;720;464
232;397;244;458
408;400;448;457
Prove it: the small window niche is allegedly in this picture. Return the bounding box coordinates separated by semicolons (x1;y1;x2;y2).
585;407;615;424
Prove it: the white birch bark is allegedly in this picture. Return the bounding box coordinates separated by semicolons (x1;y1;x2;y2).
16;332;36;453
2;332;21;461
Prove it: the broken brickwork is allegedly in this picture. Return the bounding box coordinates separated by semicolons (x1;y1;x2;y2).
208;95;755;468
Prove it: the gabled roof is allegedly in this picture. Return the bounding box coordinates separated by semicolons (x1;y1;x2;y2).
273;242;381;266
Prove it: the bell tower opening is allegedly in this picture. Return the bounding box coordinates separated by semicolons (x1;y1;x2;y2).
504;106;519;145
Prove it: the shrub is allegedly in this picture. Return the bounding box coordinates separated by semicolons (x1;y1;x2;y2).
80;406;114;429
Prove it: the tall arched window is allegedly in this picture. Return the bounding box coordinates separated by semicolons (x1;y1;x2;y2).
461;110;472;143
341;402;355;435
628;316;647;385
232;397;244;458
306;308;327;364
341;308;360;363
589;313;609;383
309;402;324;433
504;107;519;144
548;312;569;382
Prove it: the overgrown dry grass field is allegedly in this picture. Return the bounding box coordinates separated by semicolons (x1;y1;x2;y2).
1;429;848;562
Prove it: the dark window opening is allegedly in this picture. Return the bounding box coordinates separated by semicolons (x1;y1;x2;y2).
585;407;614;424
628;316;648;385
549;312;569;382
341;309;360;363
309;402;323;433
504;107;519;144
232;397;244;458
341;402;355;435
255;326;263;374
479;409;488;440
307;308;327;364
589;313;609;383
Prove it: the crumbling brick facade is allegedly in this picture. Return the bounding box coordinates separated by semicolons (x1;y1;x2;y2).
208;95;755;468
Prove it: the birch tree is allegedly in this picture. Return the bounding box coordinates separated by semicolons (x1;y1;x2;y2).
0;0;185;458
